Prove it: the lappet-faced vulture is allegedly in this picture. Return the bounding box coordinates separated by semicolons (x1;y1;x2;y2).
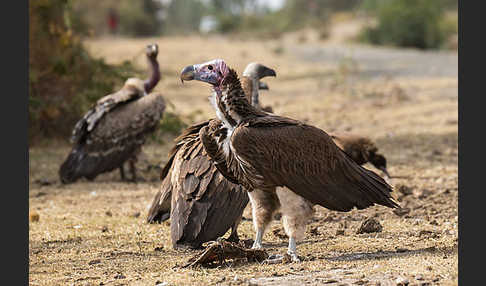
146;62;276;249
180;59;399;262
59;44;165;183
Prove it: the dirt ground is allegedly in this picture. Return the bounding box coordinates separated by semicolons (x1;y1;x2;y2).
29;22;458;286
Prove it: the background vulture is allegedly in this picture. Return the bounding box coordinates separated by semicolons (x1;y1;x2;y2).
180;59;399;263
146;62;276;250
330;132;390;178
59;44;166;183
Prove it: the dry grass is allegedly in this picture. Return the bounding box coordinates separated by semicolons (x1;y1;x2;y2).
30;33;457;285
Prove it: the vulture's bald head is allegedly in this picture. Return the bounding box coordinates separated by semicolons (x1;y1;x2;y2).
146;43;158;59
242;62;277;80
180;59;230;86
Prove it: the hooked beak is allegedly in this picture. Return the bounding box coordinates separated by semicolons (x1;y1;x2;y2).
180;65;196;84
263;67;276;78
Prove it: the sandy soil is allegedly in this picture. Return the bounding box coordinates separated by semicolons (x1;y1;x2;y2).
29;29;458;286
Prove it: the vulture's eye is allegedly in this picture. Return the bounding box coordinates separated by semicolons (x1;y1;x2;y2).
208;65;213;71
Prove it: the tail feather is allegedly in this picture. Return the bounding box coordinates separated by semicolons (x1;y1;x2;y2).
146;177;172;223
59;146;89;184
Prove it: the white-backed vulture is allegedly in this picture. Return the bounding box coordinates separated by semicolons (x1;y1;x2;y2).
59;44;165;183
179;59;399;262
146;63;276;249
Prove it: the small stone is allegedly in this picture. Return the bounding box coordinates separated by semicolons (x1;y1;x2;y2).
101;226;108;233
154;246;164;252
35;179;52;186
413;189;432;199
395;276;409;285
114;274;126;279
426;266;433;271
30;212;40;222
88;259;101;265
393;208;410;217
395;247;409;253
396;184;413;196
132;212;141;218
309;226;319;236
356;218;383;234
336;229;345;236
429;220;439;226
415;274;424;280
105;211;112;217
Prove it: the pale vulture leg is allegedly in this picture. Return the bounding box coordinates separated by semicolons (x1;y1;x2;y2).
248;189;280;249
268;187;314;263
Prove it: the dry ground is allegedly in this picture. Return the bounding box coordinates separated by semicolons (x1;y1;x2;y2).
29;26;458;286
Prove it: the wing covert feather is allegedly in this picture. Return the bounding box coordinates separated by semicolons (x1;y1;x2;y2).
231;119;397;211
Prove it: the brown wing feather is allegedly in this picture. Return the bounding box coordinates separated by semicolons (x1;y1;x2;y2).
71;84;143;144
230;116;398;212
146;171;173;223
145;120;249;248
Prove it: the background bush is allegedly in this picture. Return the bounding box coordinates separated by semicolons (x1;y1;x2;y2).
359;0;457;50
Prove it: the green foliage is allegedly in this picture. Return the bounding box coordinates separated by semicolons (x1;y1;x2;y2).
157;112;188;137
359;0;456;50
208;0;331;37
29;0;137;143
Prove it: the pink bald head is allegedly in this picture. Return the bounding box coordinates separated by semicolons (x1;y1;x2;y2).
180;59;230;88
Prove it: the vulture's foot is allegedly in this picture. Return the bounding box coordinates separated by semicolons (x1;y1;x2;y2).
227;232;240;243
251;241;263;250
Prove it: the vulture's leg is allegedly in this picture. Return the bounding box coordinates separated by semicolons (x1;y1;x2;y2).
248;189;280;249
266;187;314;263
128;147;144;182
119;165;126;181
227;215;242;243
129;159;137;182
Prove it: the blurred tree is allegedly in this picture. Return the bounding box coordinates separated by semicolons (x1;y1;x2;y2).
29;0;135;143
359;0;456;49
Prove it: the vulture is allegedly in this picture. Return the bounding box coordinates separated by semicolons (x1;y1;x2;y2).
146;62;276;250
59;44;166;184
330;132;390;178
179;59;399;263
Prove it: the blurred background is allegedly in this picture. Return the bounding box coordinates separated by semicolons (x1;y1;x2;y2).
29;0;458;145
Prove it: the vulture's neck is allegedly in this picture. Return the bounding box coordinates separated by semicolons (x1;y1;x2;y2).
144;57;160;93
211;69;263;128
240;76;260;109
